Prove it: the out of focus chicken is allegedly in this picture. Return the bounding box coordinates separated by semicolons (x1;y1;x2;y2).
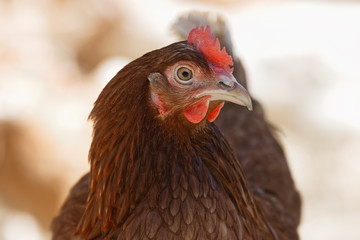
0;121;61;228
174;12;301;239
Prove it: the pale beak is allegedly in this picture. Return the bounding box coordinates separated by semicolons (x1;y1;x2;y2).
196;73;253;111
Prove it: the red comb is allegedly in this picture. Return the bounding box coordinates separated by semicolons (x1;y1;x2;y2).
187;25;233;73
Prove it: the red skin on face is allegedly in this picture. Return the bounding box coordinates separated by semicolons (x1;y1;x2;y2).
183;97;210;124
183;96;224;124
207;102;224;122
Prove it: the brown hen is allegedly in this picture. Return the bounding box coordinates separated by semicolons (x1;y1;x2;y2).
52;14;301;240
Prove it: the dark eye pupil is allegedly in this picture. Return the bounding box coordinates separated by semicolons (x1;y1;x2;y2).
177;67;193;81
182;71;189;78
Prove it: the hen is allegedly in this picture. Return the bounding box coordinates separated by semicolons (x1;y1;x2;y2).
52;14;300;240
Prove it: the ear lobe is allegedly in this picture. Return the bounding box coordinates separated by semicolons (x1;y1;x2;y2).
148;72;169;92
148;73;172;116
148;72;165;83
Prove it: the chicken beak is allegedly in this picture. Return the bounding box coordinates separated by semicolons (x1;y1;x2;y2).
196;73;253;111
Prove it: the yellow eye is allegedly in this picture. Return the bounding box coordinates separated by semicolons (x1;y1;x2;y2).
176;67;193;82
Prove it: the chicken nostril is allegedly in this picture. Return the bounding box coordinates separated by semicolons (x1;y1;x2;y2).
218;81;234;90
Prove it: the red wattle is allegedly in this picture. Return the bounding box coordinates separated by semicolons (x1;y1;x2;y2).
207;103;224;122
183;98;209;124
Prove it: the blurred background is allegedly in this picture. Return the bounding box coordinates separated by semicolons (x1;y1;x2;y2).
0;0;359;239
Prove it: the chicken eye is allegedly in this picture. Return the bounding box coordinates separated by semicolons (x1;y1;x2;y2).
176;67;193;83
